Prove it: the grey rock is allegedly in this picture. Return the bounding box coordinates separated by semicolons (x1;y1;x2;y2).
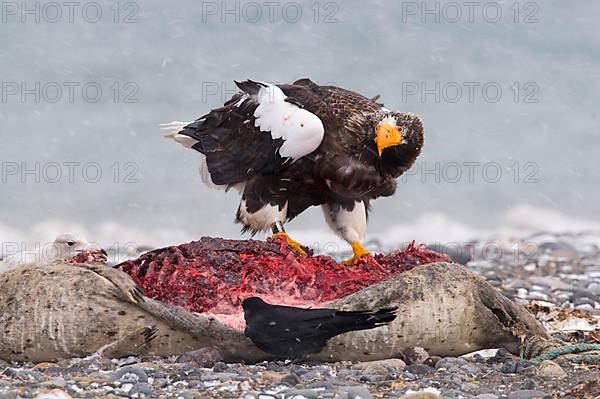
460;362;482;374
156;378;170;388
450;374;465;385
3;369;44;379
527;276;571;290
64;356;115;373
185;379;203;389
129;382;153;397
331;373;368;383
588;282;600;295
505;279;533;290
176;347;224;368
199;372;239;382
402;347;430;365
434;357;480;373
109;366;148;384
538;241;576;254
346;386;373;399
434;357;468;369
152;371;169;379
307;381;336;390
2;367;19;377
401;371;417;380
351;358;406;375
473;395;499;399
399;393;442;399
500;359;531;374
33;389;71;399
508;390;548;399
174;390;202;399
571;289;600;303
280;372;301;387
40;379;67;389
536;360;567;379
265;362;285;372
290;365;310;376
527;291;549;301
461;382;481;392
283;389;324;399
404;364;434;375
573;297;594;306
519;378;537;390
212;361;228;372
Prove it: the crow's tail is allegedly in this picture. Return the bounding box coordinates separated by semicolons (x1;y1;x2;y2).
317;307;398;335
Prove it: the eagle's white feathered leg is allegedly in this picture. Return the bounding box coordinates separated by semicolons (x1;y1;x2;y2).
322;201;371;264
236;199;307;255
237;200;288;233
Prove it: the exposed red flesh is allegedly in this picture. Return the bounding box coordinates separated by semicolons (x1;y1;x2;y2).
116;237;451;316
67;250;108;265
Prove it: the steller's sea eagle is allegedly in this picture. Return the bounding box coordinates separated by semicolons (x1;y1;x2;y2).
163;79;424;263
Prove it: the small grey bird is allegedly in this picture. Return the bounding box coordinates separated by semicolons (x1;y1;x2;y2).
0;233;106;273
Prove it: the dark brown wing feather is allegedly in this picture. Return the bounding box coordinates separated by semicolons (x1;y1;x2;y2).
180;96;286;185
180;80;331;186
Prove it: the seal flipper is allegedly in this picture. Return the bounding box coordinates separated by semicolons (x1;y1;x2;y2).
74;263;146;304
99;325;159;358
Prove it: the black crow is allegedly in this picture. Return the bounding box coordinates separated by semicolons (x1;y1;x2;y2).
242;297;397;358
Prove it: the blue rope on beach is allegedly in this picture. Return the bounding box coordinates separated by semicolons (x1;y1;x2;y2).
530;343;600;364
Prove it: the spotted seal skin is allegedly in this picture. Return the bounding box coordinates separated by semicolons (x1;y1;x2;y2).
318;262;556;361
0;262;262;363
0;262;555;363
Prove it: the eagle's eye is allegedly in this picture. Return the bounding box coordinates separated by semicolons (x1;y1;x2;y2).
67;241;76;246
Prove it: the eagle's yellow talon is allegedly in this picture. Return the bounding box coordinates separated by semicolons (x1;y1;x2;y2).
342;241;372;265
273;232;307;256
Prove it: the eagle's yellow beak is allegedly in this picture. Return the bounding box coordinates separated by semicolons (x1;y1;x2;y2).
376;123;404;156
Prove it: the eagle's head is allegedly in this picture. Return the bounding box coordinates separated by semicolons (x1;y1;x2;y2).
372;111;424;176
374;111;423;156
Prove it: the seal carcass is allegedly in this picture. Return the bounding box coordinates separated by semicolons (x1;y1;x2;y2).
0;261;556;363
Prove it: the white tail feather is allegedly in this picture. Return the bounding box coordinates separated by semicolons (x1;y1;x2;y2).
161;121;198;148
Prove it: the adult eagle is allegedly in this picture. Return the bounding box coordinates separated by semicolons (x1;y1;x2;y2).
164;79;424;263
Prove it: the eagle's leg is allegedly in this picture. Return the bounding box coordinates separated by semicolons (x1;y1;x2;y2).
236;197;307;256
271;222;308;256
322;201;372;264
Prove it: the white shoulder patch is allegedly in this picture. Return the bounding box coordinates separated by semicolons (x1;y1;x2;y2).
252;82;325;160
